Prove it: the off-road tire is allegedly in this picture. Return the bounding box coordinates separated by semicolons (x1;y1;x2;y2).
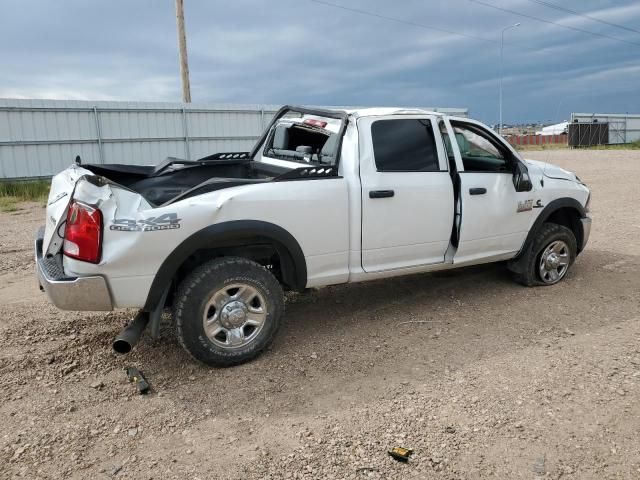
512;222;577;287
174;257;284;367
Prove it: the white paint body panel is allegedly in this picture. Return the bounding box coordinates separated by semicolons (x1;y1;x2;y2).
42;109;591;310
62;177;350;307
357;115;454;272
455;172;534;262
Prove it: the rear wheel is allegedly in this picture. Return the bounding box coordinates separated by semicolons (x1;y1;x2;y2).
512;223;577;286
174;257;284;366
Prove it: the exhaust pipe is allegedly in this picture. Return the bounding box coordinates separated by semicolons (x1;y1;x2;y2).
113;311;150;354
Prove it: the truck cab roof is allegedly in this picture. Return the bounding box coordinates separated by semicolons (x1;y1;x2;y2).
341;107;446;118
303;106;448;119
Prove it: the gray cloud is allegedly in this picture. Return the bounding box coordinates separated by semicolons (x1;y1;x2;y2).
0;0;638;123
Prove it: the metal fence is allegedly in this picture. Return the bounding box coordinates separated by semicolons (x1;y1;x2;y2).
0;99;281;179
506;133;567;147
0;99;468;179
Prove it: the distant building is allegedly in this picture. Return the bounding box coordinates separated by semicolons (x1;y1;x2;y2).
536;122;568;136
570;113;640;144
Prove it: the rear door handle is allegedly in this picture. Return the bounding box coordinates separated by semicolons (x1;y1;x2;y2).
369;190;395;199
469;187;487;195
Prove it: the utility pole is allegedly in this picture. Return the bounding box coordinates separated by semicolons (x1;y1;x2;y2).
175;0;191;103
499;22;520;135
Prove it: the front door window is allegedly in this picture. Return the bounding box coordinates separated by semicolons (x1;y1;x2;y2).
451;122;512;173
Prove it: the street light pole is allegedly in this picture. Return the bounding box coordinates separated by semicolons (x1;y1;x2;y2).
499;22;520;135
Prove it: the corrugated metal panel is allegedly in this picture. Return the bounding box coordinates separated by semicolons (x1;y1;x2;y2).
0;98;468;179
189;139;258;159
571;113;640;144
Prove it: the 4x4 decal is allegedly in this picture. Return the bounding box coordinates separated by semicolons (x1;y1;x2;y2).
110;213;181;232
517;199;534;212
517;199;544;213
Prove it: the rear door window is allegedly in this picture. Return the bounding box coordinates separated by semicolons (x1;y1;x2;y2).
371;119;440;172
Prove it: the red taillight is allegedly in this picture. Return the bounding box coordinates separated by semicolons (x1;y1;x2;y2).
63;201;102;263
303;118;328;129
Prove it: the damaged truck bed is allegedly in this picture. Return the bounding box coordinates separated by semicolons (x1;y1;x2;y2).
83;152;288;205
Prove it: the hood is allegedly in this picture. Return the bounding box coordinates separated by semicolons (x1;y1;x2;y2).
524;159;578;182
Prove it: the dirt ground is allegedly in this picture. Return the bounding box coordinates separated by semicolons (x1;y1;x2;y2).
1;149;639;480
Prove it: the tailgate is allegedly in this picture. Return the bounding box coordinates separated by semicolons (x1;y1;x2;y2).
42;165;94;256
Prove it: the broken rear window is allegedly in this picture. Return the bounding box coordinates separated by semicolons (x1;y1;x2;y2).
264;117;339;166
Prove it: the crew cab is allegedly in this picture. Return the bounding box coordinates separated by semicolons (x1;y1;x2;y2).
36;106;591;366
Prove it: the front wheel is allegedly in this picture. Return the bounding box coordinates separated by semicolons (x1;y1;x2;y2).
512;223;577;286
174;257;285;366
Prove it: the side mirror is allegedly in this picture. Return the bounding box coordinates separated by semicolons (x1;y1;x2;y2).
513;162;533;192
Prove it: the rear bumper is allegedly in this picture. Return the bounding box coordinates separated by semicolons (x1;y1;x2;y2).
580;215;592;251
35;227;113;311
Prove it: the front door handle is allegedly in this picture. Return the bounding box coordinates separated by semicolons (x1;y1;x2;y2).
469;187;487;195
369;190;395;199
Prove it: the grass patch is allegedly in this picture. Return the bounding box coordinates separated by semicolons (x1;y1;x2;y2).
515;140;640;151
515;144;568;151
0;197;20;212
586;140;640;150
0;179;50;212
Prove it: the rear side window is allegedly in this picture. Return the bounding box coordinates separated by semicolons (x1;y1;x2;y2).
371;119;440;172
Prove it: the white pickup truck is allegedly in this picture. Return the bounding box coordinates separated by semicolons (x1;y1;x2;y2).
36;106;591;366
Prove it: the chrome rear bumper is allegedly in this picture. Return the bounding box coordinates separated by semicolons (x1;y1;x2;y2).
35;227;113;311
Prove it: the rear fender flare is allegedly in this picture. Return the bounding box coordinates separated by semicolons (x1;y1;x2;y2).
142;220;307;312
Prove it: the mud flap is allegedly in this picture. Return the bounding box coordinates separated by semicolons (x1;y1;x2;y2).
148;287;170;340
507;241;533;275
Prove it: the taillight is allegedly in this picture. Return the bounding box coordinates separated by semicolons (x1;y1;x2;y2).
303;118;328;129
63;201;102;263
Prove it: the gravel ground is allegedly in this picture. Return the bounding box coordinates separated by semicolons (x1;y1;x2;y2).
1;149;639;479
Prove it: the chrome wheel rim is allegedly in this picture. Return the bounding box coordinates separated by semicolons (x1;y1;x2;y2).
538;240;570;284
202;283;267;349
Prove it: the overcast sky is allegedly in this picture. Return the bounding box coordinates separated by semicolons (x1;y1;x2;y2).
1;0;639;124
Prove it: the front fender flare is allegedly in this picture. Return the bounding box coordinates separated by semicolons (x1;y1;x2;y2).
524;197;586;251
509;197;587;274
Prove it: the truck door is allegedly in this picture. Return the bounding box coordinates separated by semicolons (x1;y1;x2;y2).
358;115;454;272
442;118;536;263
